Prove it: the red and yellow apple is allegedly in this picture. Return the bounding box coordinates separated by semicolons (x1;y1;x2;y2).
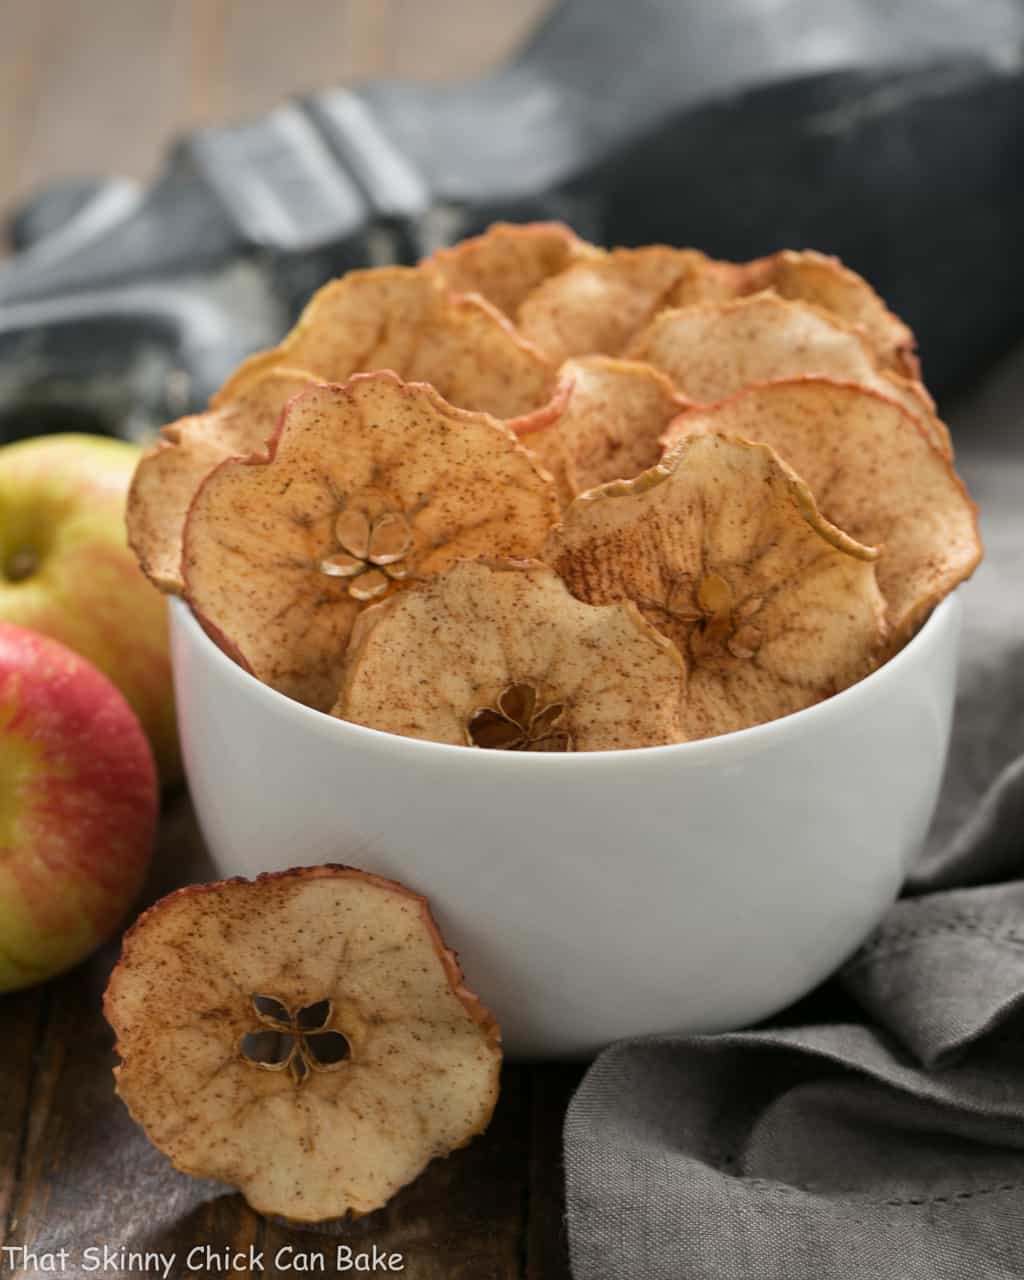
0;623;157;992
0;433;178;778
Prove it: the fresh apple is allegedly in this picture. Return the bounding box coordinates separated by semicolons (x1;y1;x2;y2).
0;433;178;779
0;623;157;992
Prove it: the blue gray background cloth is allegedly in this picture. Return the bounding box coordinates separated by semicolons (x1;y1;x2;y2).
564;344;1024;1280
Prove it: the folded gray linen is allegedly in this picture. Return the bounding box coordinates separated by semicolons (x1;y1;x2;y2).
564;346;1024;1280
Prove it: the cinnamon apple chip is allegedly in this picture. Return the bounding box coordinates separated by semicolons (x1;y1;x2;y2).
124;228;976;737
422;221;597;318
626;294;950;456
217;266;556;421
127;368;320;593
516;239;917;381
104;865;502;1223
335;559;685;750
519;356;690;504
517;246;737;364
183;373;559;709
546;433;886;740
130;269;558;596
741;249;919;377
662;380;981;643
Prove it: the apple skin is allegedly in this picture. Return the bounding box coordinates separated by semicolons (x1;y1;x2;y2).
0;623;157;993
0;433;178;779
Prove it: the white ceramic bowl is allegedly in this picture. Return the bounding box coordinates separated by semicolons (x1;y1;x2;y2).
170;594;961;1059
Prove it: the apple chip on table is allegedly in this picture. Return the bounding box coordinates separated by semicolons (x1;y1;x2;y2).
104;865;501;1223
182;372;559;711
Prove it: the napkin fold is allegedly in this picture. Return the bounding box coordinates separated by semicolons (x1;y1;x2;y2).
564;347;1024;1280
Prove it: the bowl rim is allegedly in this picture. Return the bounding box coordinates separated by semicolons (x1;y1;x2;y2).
171;591;960;770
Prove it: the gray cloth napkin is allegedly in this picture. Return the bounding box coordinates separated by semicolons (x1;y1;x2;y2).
564;344;1024;1280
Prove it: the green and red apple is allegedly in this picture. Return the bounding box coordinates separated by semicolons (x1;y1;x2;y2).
0;433;178;778
0;623;157;992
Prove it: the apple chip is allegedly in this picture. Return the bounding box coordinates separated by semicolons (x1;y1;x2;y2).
127;368;320;592
335;558;685;750
104;865;502;1223
217;266;557;421
662;380;981;643
183;373;560;709
626;294;950;456
518;356;690;505
546;433;886;740
516;246;737;364
516;241;918;380
422;221;597;318
742;249;918;377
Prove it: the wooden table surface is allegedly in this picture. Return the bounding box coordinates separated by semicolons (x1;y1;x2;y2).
0;4;582;1277
1;0;551;210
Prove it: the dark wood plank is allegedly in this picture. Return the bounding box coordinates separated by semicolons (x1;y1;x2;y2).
259;1066;530;1279
0;988;47;1233
526;1066;583;1280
